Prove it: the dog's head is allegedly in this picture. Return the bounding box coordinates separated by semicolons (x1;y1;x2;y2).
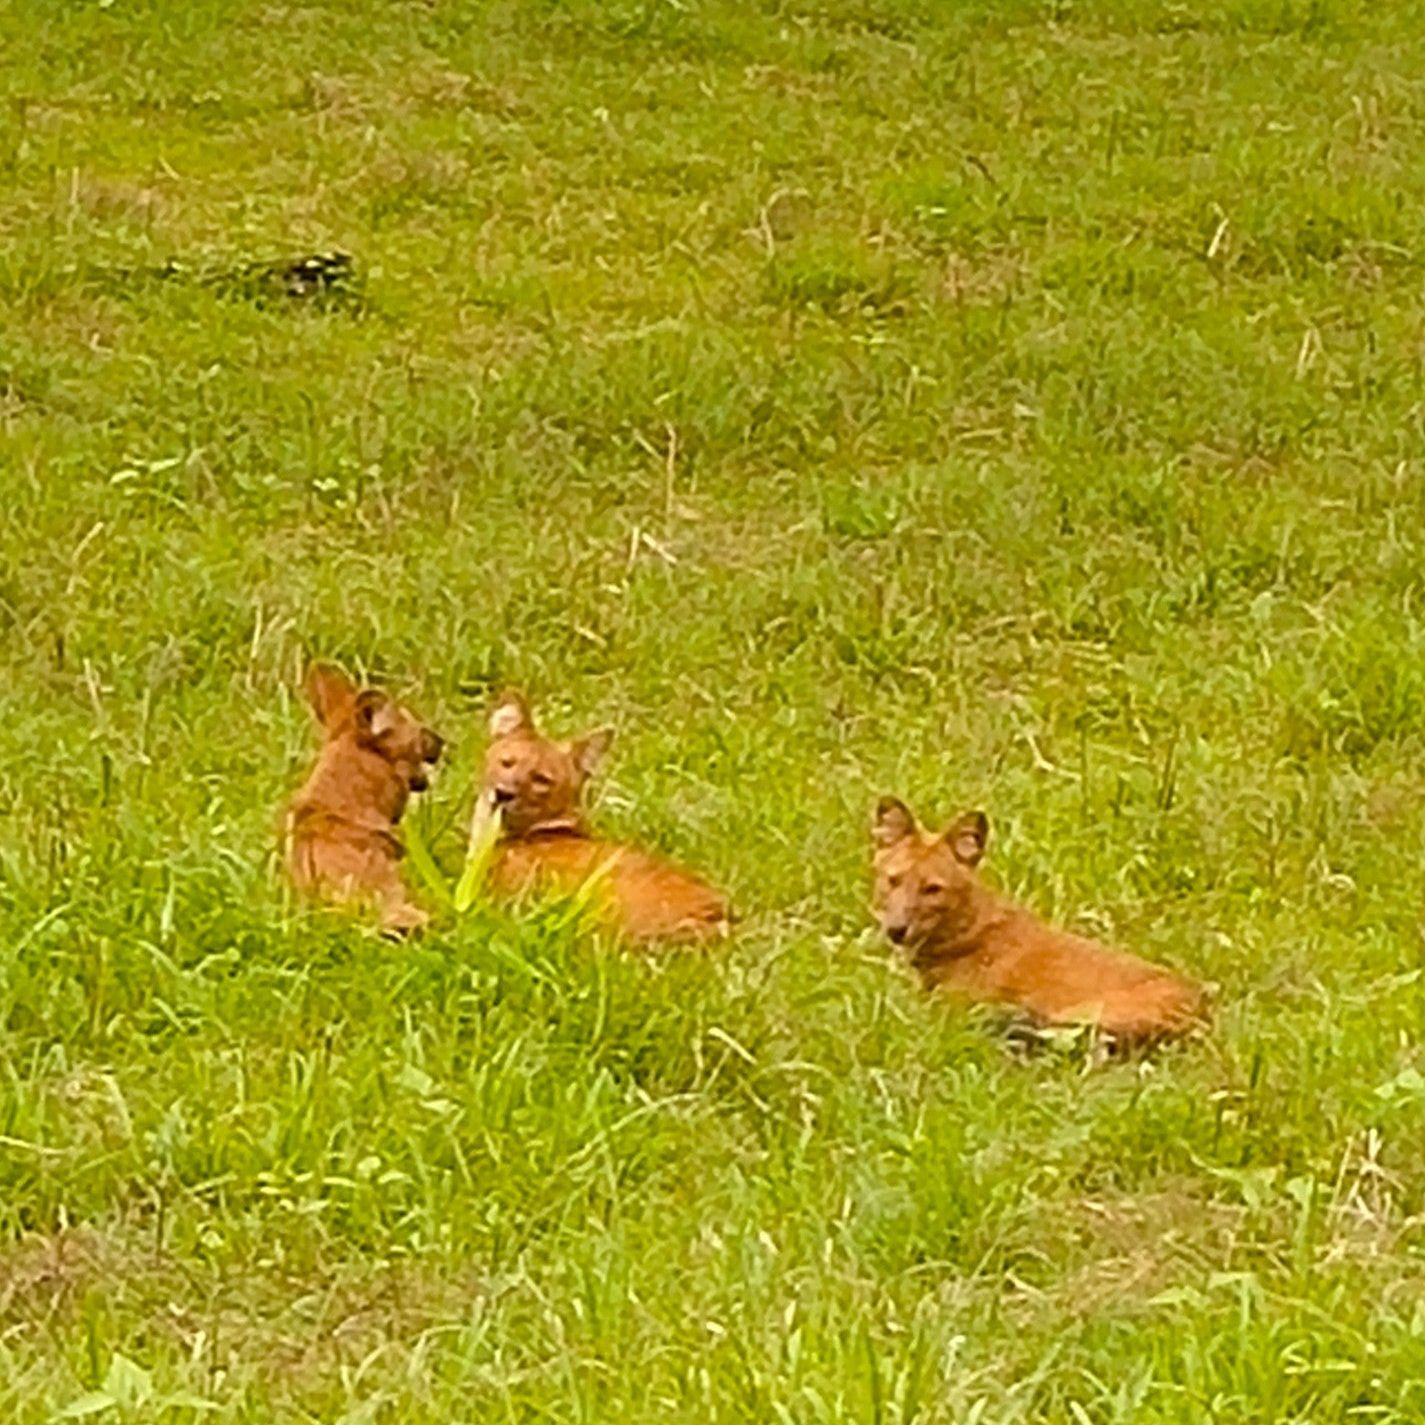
480;690;611;838
871;796;988;951
305;663;444;791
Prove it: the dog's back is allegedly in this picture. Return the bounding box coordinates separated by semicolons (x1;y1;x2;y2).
490;831;729;944
925;911;1205;1042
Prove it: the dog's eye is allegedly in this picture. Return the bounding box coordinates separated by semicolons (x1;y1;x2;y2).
885;873;903;890
920;883;945;897
531;772;553;789
500;756;516;769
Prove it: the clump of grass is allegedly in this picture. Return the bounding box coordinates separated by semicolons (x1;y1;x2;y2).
405;792;504;916
405;795;620;931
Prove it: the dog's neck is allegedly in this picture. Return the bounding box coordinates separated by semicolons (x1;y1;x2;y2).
296;735;411;832
910;886;1017;973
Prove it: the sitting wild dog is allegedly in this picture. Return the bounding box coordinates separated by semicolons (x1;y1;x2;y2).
284;662;443;933
871;797;1205;1044
476;691;730;945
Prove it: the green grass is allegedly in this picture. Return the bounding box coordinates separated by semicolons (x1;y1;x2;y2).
6;0;1425;1418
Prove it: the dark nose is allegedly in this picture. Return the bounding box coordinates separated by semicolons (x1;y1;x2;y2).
491;786;515;805
424;731;444;763
887;924;908;945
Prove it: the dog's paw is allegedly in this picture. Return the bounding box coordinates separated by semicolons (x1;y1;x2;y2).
380;902;430;937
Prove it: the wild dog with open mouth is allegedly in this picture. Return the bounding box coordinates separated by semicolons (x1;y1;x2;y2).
475;691;730;945
871;797;1205;1044
284;662;443;933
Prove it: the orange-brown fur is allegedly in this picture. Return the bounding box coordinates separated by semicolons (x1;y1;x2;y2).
284;663;443;934
871;797;1205;1043
478;691;729;945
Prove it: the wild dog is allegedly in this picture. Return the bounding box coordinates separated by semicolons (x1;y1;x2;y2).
871;797;1205;1043
476;691;730;945
284;662;443;933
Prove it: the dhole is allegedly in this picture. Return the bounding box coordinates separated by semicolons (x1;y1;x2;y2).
872;797;1205;1043
477;691;730;945
283;662;443;933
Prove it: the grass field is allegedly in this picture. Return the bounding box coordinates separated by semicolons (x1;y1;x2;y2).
6;0;1425;1418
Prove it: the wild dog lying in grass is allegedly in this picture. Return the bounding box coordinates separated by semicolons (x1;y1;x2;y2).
284;662;443;934
475;691;730;945
871;797;1205;1044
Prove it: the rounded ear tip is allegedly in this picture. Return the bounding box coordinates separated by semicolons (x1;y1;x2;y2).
874;795;912;821
304;661;356;719
873;797;916;844
353;687;386;724
489;691;532;736
946;810;990;864
573;725;614;762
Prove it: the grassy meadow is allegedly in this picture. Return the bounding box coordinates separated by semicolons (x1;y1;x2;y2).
6;0;1425;1418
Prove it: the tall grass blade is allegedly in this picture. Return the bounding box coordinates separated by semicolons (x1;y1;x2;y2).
455;794;503;913
403;812;454;909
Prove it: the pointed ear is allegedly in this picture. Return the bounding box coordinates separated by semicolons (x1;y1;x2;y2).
945;810;989;868
873;796;917;848
489;689;532;739
570;726;613;779
305;662;356;727
354;688;396;740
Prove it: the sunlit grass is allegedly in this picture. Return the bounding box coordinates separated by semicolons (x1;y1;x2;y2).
5;0;1425;1419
